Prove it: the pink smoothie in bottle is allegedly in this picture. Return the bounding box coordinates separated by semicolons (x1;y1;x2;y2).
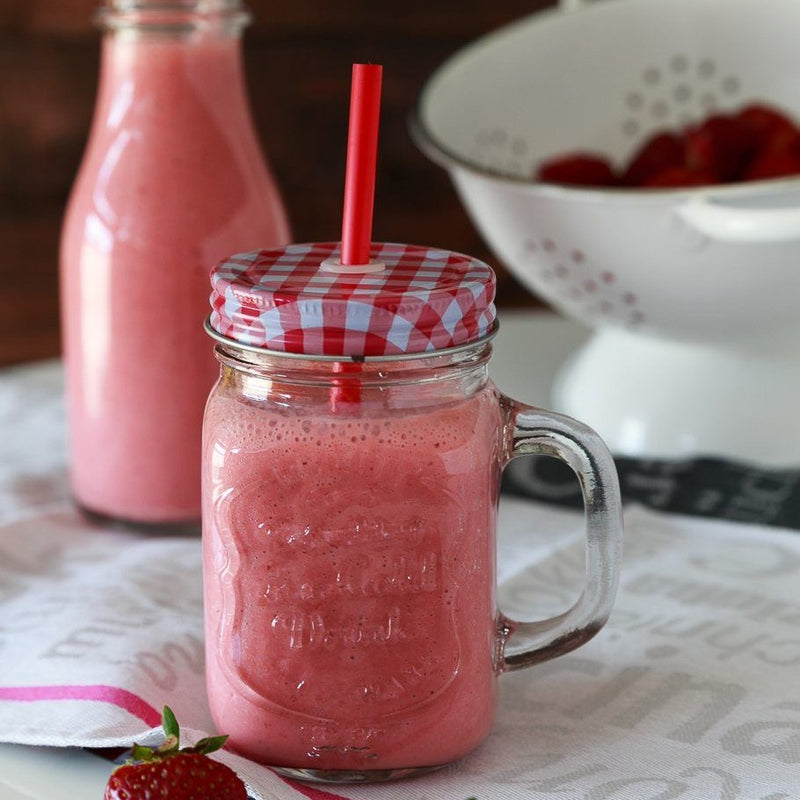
203;382;502;771
60;1;290;525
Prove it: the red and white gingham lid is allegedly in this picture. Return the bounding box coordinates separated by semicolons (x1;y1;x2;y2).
209;242;496;357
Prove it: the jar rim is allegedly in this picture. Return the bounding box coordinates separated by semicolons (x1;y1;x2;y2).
102;0;244;10
97;0;250;31
204;317;499;363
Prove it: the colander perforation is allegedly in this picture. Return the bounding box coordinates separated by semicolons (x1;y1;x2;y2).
521;238;645;330
468;55;744;178
621;57;744;140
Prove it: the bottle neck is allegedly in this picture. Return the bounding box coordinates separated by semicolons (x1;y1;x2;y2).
89;0;257;159
97;1;250;37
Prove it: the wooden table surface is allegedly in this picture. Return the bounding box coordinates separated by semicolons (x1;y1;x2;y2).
1;0;554;367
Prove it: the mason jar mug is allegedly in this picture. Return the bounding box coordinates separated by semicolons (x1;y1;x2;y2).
201;242;623;782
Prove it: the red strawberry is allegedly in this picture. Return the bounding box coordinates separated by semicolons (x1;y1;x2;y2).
743;148;800;181
622;132;685;186
536;153;618;187
736;103;799;151
684;114;758;181
104;707;247;800
643;166;718;188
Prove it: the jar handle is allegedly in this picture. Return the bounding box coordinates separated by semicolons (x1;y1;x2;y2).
499;398;623;672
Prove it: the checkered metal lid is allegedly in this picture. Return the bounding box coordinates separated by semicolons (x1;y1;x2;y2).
209;242;497;357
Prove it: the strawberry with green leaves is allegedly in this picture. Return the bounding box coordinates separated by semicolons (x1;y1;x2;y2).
104;706;248;800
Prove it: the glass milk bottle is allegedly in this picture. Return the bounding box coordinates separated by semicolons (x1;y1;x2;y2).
60;0;290;528
202;242;623;782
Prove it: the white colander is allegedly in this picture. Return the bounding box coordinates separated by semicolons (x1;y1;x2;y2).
413;0;800;466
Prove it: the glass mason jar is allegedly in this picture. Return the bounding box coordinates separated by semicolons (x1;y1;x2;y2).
202;244;623;782
60;0;290;529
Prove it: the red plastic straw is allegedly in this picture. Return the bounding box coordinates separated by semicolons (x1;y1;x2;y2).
330;64;383;411
341;64;383;266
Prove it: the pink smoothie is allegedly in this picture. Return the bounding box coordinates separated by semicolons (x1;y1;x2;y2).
60;29;289;523
202;385;503;771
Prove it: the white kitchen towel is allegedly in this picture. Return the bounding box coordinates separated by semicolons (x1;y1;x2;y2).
2;361;799;799
1;502;800;800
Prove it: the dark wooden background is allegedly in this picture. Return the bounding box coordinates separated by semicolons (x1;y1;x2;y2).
1;0;553;366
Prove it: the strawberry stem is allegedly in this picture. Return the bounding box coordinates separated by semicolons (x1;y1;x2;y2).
162;706;180;742
192;735;229;755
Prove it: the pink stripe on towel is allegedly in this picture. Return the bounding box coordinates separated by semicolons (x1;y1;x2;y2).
282;778;350;800
1;686;352;799
0;684;162;727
